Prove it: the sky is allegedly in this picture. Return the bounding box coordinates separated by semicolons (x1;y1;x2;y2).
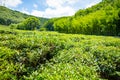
0;0;102;18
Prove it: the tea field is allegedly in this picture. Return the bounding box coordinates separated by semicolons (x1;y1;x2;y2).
0;25;120;80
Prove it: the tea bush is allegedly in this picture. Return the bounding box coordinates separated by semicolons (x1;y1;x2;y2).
0;29;120;80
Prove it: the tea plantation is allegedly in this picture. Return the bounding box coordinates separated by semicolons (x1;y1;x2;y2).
0;26;120;80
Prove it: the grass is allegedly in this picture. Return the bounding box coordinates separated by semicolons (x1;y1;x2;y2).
0;25;120;80
0;25;10;30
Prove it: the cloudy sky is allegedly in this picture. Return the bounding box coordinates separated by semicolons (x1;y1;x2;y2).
0;0;102;18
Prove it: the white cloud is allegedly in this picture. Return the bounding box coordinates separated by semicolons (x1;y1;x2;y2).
31;6;75;18
33;4;38;9
0;0;102;18
21;8;30;14
46;0;63;8
66;0;79;5
31;10;43;17
30;0;102;18
0;0;22;8
31;0;78;18
46;0;79;8
86;0;101;8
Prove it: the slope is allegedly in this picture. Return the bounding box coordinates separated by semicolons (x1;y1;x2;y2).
44;0;120;36
0;6;48;25
0;26;120;80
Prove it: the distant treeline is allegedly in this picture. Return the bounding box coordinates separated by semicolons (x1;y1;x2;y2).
0;6;48;26
43;0;120;36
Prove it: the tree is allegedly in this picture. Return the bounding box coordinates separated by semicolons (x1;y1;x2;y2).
17;17;40;30
43;20;54;31
24;17;40;30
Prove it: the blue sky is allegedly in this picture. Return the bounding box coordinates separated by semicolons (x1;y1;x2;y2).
0;0;102;18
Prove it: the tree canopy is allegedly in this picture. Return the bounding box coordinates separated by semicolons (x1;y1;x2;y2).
43;0;120;36
0;6;48;26
17;17;40;30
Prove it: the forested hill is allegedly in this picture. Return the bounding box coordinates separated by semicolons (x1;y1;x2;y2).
0;6;48;25
43;0;120;36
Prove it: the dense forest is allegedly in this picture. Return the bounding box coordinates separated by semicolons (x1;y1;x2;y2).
43;0;120;36
0;6;48;26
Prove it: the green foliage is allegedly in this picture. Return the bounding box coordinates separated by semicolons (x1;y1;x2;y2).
33;63;99;80
42;18;56;31
0;6;27;25
0;0;120;79
9;23;17;29
43;0;120;36
0;27;120;79
0;6;48;26
91;46;120;79
39;27;46;31
54;17;72;33
0;25;10;30
17;17;40;30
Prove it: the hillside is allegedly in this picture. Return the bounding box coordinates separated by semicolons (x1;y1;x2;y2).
0;0;120;79
0;25;120;80
0;6;48;25
43;0;120;36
